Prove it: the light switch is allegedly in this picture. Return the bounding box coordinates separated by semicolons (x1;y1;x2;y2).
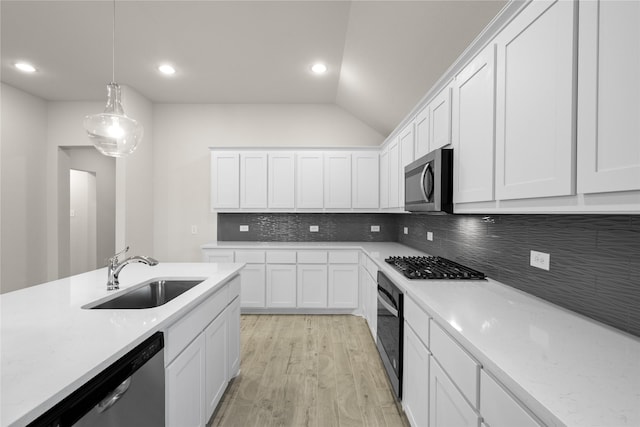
427;232;433;241
404;227;408;235
191;225;198;234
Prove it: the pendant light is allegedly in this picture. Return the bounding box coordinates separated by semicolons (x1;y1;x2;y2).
83;0;143;157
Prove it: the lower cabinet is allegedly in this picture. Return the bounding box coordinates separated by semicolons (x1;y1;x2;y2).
239;264;266;308
430;356;480;427
480;370;542;427
403;323;430;427
297;264;328;308
205;311;228;420
266;264;297;307
328;264;359;308
228;297;241;377
166;334;206;427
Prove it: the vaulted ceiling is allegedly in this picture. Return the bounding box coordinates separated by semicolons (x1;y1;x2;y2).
1;0;506;136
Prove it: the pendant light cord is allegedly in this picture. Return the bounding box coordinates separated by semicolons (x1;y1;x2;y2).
112;0;116;83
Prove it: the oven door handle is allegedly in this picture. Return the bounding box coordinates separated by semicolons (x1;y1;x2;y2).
377;292;398;317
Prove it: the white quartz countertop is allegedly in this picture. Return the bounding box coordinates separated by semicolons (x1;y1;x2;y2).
204;241;640;427
0;262;244;427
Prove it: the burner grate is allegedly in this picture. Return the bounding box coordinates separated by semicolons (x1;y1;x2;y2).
385;256;486;280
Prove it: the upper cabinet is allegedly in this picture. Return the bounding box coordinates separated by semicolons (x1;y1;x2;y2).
494;0;577;201
414;107;430;159
429;85;453;152
296;152;324;209
324;152;352;209
379;148;389;209
399;123;415;208
211;152;239;210
268;152;295;209
577;0;640;194
452;44;496;204
240;152;268;209
352;151;379;209
387;137;401;209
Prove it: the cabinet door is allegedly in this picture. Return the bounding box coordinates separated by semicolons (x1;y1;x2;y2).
204;312;228;421
399;123;415;209
429;357;479;427
203;250;234;263
359;265;368;318
166;334;206;427
352;152;379;209
266;264;297;307
324;152;352;209
380;149;389;209
403;324;430;427
239;264;265;308
328;264;359;308
366;271;377;338
211;152;239;210
296;152;324;209
453;45;496;204
388;138;400;208
481;370;542;427
297;264;328;308
240;152;267;208
495;0;576;200
228;298;241;379
414;107;430;159
577;0;640;193
430;86;453;151
268;152;295;208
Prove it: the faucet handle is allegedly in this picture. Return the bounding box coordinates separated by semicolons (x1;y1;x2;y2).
109;246;130;265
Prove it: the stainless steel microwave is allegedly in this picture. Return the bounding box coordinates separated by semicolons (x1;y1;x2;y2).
404;148;453;213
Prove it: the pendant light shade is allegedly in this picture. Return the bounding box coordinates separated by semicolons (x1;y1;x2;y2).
84;0;143;157
84;83;143;157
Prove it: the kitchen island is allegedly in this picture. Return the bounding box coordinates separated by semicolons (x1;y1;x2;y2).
0;262;243;427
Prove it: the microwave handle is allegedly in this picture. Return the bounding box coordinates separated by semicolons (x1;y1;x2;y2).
420;163;432;202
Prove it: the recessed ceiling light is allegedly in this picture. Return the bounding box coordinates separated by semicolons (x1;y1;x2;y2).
15;62;36;73
311;63;327;74
158;64;176;75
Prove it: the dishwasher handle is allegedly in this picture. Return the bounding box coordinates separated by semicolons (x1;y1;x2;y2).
96;377;132;413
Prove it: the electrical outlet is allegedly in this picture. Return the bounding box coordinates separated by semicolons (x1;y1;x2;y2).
427;231;433;241
239;225;249;232
371;225;380;232
310;225;319;232
404;227;408;235
70;209;76;217
191;225;198;234
530;250;550;271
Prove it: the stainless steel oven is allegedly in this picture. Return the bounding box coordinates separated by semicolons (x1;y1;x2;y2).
376;271;403;399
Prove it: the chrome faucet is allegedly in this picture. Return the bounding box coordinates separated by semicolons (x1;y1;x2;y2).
107;246;159;290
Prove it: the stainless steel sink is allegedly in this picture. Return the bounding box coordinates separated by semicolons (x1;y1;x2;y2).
85;278;205;309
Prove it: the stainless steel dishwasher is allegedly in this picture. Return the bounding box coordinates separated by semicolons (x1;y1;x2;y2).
30;332;165;427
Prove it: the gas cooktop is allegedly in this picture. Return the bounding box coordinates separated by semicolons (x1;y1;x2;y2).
385;256;487;280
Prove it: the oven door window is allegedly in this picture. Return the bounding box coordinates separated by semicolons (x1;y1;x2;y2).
377;289;401;378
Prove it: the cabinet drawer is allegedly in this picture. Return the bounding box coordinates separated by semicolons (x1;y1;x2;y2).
166;285;229;364
328;250;359;264
202;249;234;263
297;251;327;264
481;370;542;427
266;250;296;264
235;250;265;264
405;297;430;349
430;319;480;409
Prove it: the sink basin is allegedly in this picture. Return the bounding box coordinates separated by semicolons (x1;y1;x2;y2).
86;278;205;309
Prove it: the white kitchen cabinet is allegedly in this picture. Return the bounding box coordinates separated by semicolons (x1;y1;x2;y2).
166;334;206;427
494;0;576;200
268;152;295;208
297;264;328;308
239;264;265;308
240;152;267;208
577;0;640;194
328;264;359;309
403;323;430;427
266;264;297;307
481;370;542;427
202;249;234;263
227;297;241;378
324;152;352;209
430;85;453;151
204;311;228;421
380;149;389;209
414;106;430;159
352;151;379;209
211;152;239;210
388;137;400;208
296;152;324;209
430;356;480;427
453;44;496;204
399;123;415;208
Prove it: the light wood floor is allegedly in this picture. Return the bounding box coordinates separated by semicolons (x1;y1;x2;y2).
209;315;410;427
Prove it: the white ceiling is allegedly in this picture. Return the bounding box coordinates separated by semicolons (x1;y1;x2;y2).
1;0;506;136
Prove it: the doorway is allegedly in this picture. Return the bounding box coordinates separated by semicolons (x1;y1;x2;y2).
69;169;97;275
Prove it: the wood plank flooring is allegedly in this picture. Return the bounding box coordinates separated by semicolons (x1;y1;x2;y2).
209;315;409;427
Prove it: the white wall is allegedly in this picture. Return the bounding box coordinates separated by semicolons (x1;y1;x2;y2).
69;169;97;275
152;104;384;261
0;83;49;293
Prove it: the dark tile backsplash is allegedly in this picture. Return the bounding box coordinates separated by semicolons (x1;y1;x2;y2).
218;212;640;337
218;213;397;242
396;214;640;337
